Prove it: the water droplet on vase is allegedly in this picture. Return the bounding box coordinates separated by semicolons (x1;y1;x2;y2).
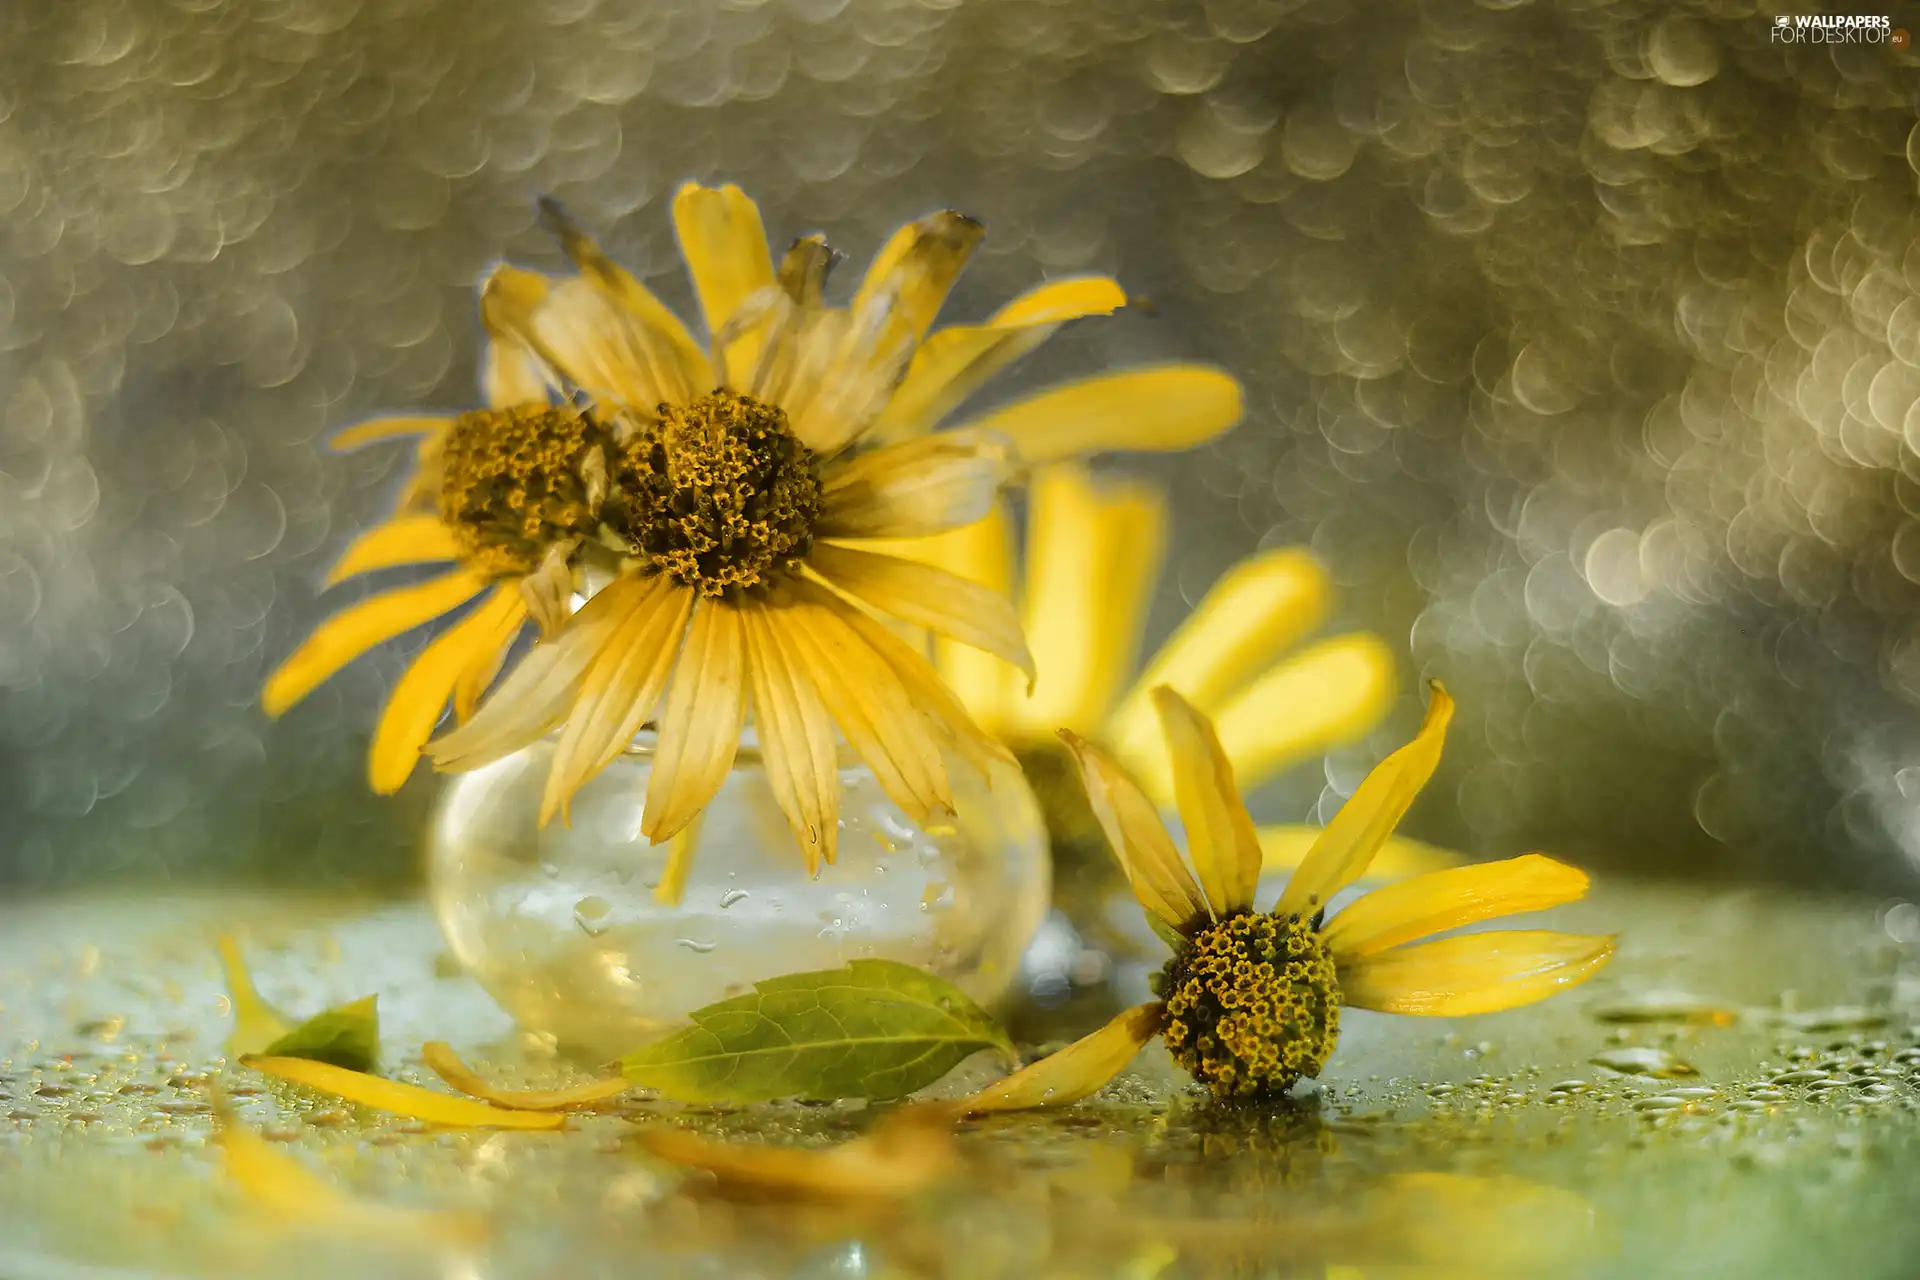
574;896;613;937
539;862;561;879
719;890;749;909
675;938;717;954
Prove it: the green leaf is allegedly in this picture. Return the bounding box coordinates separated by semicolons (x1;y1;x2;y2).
621;959;1014;1103
261;995;381;1072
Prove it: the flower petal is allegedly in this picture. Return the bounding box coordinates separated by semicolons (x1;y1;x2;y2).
241;1055;566;1130
961;1002;1166;1115
1006;465;1165;738
653;815;703;906
1139;633;1396;802
422;1041;631;1111
810;540;1034;680
1151;687;1263;918
1059;731;1210;934
1106;547;1332;763
740;599;840;873
821;581;1015;781
541;196;714;400
633;1105;959;1204
816;428;1015;539
1337;931;1616;1016
429;574;648;771
542;576;695;825
871;277;1128;439
328;415;451;453
673;181;776;370
369;586;527;794
483;336;550;408
1321;855;1593;961
951;365;1242;465
323;516;461;587
530;278;697;415
261;568;491;717
1256;825;1464;882
216;935;291;1057
851;211;985;345
642;599;749;844
779;579;953;823
1275;683;1454;918
451;593;529;723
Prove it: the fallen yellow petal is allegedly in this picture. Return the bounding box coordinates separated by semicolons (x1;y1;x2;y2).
635;1104;959;1203
960;1002;1167;1114
422;1041;632;1111
216;935;290;1058
241;1055;566;1130
217;1105;488;1245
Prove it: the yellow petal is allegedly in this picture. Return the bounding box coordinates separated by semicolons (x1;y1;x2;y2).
483;336;551;408
323;516;462;587
824;581;1015;781
653;813;703;906
541;196;714;399
817;428;1016;540
542;577;694;825
1140;633;1396;802
216;935;291;1057
951;365;1242;465
871;277;1129;439
261;568;490;717
1321;855;1593;961
421;1041;631;1111
740;600;839;873
1338;931;1616;1016
328;415;450;453
642;599;748;844
1275;683;1453;918
369;586;527;794
1008;465;1165;737
430;574;649;771
779;579;953;823
527;278;689;412
634;1104;958;1204
216;1107;489;1243
961;1002;1166;1114
1256;826;1464;882
672;181;776;370
1151;687;1263;918
451;593;528;723
1059;731;1209;933
241;1055;567;1130
852;211;985;344
810;541;1034;680
1107;547;1332;763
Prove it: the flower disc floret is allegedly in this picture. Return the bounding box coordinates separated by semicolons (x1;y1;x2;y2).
440;405;605;576
605;389;823;597
1159;910;1340;1100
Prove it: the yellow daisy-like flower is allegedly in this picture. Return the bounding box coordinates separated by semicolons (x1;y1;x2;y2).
963;683;1614;1107
262;181;1243;870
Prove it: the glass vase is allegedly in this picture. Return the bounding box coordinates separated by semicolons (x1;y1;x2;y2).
426;732;1050;1060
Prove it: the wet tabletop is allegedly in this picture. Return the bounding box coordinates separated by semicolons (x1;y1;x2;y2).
2;880;1918;1279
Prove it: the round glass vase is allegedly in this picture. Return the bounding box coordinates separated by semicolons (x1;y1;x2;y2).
426;731;1051;1060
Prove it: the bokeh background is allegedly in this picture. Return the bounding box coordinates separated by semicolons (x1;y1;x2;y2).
3;0;1920;896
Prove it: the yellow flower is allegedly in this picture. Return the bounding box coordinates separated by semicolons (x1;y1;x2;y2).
260;185;1241;846
880;469;1455;883
963;684;1614;1107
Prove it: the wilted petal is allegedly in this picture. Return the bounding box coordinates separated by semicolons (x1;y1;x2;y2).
816;428;1015;539
422;1041;631;1111
673;181;777;373
961;1002;1166;1114
740;599;840;873
810;540;1034;680
634;1105;959;1204
642;599;749;844
1151;687;1263;918
240;1055;566;1130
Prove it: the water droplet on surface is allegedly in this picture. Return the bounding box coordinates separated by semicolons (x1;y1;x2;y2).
1591;1046;1699;1079
719;890;749;909
1590;991;1739;1026
1771;1006;1890;1033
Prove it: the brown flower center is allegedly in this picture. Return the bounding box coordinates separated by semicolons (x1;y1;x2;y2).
1157;911;1341;1101
439;405;606;576
604;389;823;597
